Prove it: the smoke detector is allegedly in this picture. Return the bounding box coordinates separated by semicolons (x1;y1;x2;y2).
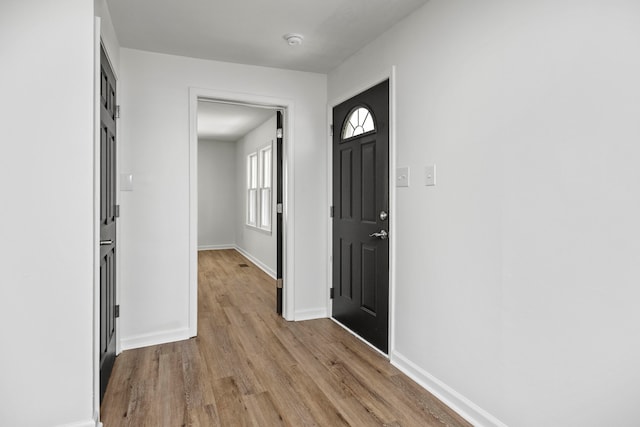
283;33;304;46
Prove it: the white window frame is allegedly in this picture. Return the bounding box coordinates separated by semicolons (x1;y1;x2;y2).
247;152;258;227
246;143;272;232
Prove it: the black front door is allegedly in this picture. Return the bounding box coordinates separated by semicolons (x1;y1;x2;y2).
332;80;390;353
99;45;117;402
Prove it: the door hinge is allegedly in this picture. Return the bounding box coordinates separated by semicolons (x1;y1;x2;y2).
330;124;333;137
277;279;283;289
115;105;121;119
329;288;334;299
114;305;120;318
276;128;283;139
115;204;120;218
276;203;283;214
330;206;334;218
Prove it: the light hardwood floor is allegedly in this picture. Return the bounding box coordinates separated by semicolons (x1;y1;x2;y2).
101;249;471;426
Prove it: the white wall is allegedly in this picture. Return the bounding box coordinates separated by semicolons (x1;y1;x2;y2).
329;1;640;426
198;139;237;249
0;1;96;426
118;48;327;347
235;115;277;276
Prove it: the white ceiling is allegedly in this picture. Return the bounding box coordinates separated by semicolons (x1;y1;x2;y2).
105;0;428;73
197;101;276;142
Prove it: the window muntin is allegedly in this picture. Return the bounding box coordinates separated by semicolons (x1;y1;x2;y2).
342;106;375;140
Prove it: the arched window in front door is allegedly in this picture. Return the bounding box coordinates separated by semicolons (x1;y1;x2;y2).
341;106;376;140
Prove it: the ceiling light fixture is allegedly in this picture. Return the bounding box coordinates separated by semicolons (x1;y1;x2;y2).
283;33;304;46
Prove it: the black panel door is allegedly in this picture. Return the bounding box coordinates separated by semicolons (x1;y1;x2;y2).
332;80;389;353
276;111;284;315
99;45;117;402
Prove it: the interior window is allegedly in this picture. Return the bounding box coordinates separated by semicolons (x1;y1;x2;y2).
246;143;272;232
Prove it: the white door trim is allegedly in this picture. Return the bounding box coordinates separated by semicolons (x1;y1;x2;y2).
188;87;296;333
326;66;397;354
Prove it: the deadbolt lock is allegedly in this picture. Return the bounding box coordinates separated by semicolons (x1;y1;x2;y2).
379;210;388;221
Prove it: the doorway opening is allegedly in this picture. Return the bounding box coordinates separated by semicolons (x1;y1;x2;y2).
189;89;294;337
196;100;283;308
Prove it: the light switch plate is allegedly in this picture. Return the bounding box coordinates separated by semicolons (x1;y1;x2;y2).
396;166;410;187
120;173;133;191
425;165;436;186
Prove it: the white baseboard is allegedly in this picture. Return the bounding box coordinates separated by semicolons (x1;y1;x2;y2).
294;307;328;321
198;244;235;251
390;350;507;427
120;327;193;351
58;417;98;427
234;246;276;279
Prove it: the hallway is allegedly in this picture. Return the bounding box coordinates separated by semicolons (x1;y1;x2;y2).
100;250;469;426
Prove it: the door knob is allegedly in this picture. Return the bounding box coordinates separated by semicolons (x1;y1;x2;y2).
369;230;388;240
100;240;113;246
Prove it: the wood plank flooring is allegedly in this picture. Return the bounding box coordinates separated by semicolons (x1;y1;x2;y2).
101;249;471;426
